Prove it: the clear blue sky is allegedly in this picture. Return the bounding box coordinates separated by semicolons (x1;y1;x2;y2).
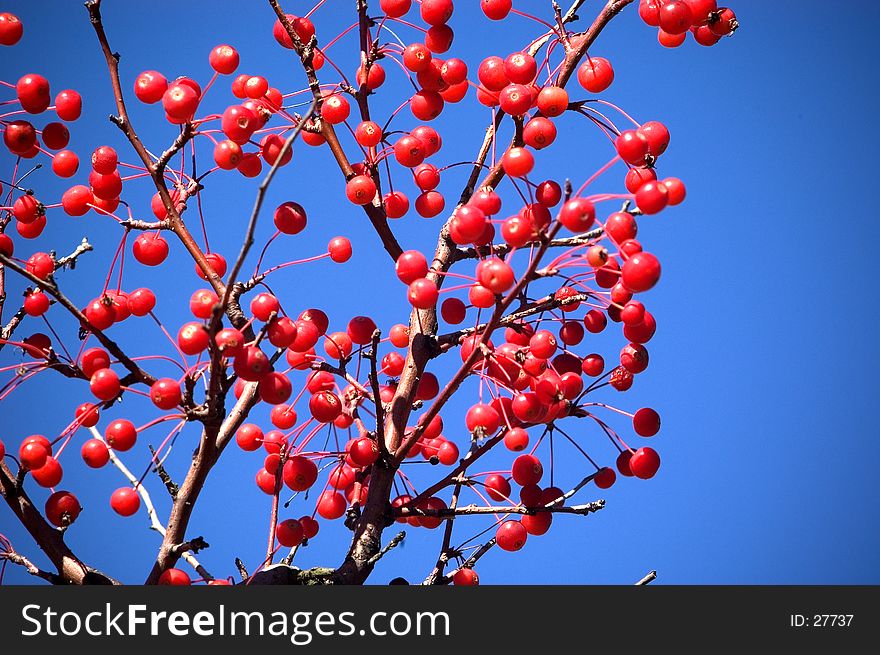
1;1;878;585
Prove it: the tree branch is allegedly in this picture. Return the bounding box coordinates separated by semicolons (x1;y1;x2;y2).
395;500;605;519
0;253;156;386
268;0;404;262
636;570;657;585
0;459;117;584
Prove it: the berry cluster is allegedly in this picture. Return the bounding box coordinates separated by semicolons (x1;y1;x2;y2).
0;0;737;585
638;0;738;48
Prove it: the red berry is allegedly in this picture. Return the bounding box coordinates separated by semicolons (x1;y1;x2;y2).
594;466;616;489
709;7;738;36
277;519;304;547
501;147;534;177
638;121;670;157
272;14;315;49
273;201;307;235
511;454;543;486
559;197;596;232
692;24;722;46
415;190;445;217
55;90;82;121
127;288;156;316
355;120;383;148
52;150;79;178
134;71;168;104
620;342;649;374
408;278;438;309
633;407;661;436
321;94;350;124
81;438;110;468
162;82;200;120
659;1;694;35
4;120;38;154
0;12;23;45
536;86;569;117
309;391;342;423
300;515;319;539
625;167;657;194
233;346;271;381
498;83;532;116
13;195;42;224
504;52;537;85
394;135;425;168
16;74;51;114
23;290;49;317
630;447;661;479
420;0;453;25
477;56;509;92
106;419;137;451
495;520;528;552
522;512;552;536
316;490;347;520
635;180;669;214
45;491;82;527
410;90;444;121
177;322;210;355
31;456;63;487
90;368;120;401
346;175;377;205
481;0;511;20
110;487;141;516
615;130;650;166
621;252;661;292
577;57;614;93
357;62;387;89
19;439;49;470
328;236;353;262
209;44;239;74
453;568;479;585
158;568;191;585
133;233;169;266
39;121;70;150
658;29;687;48
381;0;411;18
403;43;432;73
349;436;380;468
283;456;318;492
662;177;687;205
250;292;280;322
150;378;182;410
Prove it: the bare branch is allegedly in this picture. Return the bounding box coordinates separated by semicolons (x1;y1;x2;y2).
396;500;605;519
268;0;404;262
0;459;118;584
0;549;63;584
221;98;317;312
366;530;406;567
636;570;658;585
88;426;209;578
0;253;156;386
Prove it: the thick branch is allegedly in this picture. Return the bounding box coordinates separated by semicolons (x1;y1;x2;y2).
0;460;117;584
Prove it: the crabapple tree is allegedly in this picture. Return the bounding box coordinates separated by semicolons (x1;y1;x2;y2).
0;0;737;585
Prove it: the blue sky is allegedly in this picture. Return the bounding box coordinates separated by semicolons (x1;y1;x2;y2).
1;1;878;585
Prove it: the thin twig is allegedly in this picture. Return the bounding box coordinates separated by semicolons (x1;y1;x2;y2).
88;427;209;578
636;570;657;585
366;531;406;567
